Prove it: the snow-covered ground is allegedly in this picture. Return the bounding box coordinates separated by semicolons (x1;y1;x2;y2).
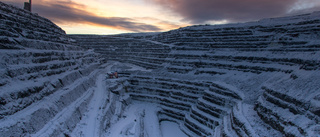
70;62;188;137
105;102;161;137
160;121;188;137
72;74;108;137
1;2;320;136
103;101;188;137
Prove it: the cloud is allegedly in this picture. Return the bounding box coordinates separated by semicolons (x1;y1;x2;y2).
147;0;320;24
3;0;162;32
134;17;189;29
288;0;320;15
4;0;319;33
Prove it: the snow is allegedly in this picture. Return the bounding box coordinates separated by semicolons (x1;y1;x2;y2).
79;74;106;137
1;2;320;136
105;102;162;137
31;88;94;137
0;68;99;129
241;103;282;136
160;121;188;137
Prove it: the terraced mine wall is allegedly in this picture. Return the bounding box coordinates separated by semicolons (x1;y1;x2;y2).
71;11;320;136
1;1;320;136
0;2;111;136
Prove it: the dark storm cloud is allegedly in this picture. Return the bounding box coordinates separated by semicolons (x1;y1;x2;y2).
147;0;318;23
3;0;162;32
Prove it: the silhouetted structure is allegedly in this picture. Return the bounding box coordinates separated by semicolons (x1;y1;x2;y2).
24;0;31;12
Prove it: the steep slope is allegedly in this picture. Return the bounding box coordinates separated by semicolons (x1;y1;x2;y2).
1;1;319;136
70;35;171;69
0;2;108;136
71;11;320;136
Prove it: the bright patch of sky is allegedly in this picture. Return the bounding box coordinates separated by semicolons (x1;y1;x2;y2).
2;0;320;34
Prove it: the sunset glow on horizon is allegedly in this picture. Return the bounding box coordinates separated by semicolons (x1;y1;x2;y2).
3;0;320;34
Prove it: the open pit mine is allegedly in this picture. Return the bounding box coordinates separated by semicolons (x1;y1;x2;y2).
1;2;320;137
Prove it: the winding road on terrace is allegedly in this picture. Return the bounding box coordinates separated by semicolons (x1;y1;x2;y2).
81;74;106;137
71;63;113;137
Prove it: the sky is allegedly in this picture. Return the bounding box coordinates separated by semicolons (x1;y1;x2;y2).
2;0;320;34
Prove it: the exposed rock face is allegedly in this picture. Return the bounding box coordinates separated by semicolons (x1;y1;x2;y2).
0;2;104;136
1;1;320;136
71;11;320;136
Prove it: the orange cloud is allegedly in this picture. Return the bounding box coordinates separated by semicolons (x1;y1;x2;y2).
135;17;190;30
4;0;162;32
